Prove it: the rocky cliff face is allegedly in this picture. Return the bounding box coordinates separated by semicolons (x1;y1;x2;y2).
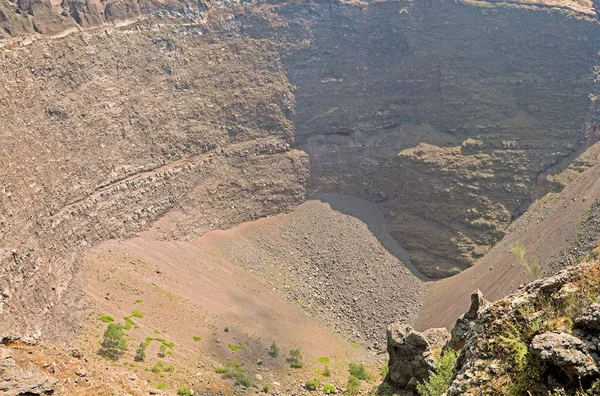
0;0;599;340
280;0;600;277
385;259;600;395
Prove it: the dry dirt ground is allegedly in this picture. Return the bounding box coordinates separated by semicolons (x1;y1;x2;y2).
78;211;387;395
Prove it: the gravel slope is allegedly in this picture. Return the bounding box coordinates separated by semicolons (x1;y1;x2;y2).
205;194;424;348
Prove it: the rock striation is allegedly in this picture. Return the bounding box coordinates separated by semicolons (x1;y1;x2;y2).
0;0;599;340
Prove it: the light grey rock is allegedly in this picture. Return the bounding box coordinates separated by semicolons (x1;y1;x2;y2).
531;332;598;379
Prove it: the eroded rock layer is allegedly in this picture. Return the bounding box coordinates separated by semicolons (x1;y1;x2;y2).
0;0;599;338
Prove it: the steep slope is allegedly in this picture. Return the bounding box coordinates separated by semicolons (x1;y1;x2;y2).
0;0;599;348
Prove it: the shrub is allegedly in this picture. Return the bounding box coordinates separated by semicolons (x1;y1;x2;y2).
510;241;541;281
323;383;336;394
123;316;137;330
177;386;192;396
134;341;147;362
135;299;143;304
348;363;370;381
224;327;230;332
98;315;114;323
346;374;361;395
287;348;303;368
132;310;143;318
214;362;252;387
158;344;167;358
263;384;270;393
323;365;331;377
415;349;457;396
269;342;280;357
99;323;127;360
151;360;175;376
305;379;319;391
318;357;330;364
193;336;201;342
156;382;167;390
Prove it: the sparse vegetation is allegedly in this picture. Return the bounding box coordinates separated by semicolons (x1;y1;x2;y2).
135;341;147;362
228;343;243;351
132;310;144;318
318;356;330;364
123;316;137;330
305;378;319;391
510;241;541;281
135;299;143;304
269;342;280;357
287;348;303;368
98;315;115;323
158;344;167;358
345;374;361;395
157;382;167;390
323;383;337;394
415;349;457;396
348;363;370;381
177;386;192;396
151;360;175;376
99;323;127;360
214;361;252;387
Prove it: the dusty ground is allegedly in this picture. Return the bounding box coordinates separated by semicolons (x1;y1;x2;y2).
205;194;424;348
77;218;384;395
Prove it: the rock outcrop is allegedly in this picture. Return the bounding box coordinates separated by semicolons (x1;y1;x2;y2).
386;261;600;394
0;347;57;395
0;0;599;341
385;323;449;390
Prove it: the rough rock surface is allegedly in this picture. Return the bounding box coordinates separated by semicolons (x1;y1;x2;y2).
385;323;449;390
575;303;600;330
0;0;599;341
530;332;598;379
0;347;57;395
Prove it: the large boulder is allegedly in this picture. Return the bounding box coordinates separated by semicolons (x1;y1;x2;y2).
530;332;598;380
385;323;450;390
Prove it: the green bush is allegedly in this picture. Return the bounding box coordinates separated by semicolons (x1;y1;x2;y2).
177;386;192;396
415;349;457;396
214;361;252;387
305;379;319;391
132;310;143;318
348;363;370;381
287;348;303;368
156;382;167;390
151;360;175;376
134;341;147;362
323;383;337;394
323;365;331;377
269;342;280;357
193;336;201;342
263;384;270;393
99;323;127;360
345;374;361;395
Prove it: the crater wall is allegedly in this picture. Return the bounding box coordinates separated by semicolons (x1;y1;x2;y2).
0;0;598;339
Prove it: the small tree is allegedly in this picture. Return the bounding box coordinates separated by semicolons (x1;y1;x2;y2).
134;341;147;362
99;323;127;360
287;348;303;368
269;342;280;357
